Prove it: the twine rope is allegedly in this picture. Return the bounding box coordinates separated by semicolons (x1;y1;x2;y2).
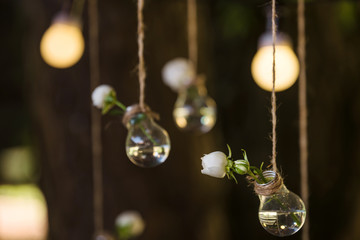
187;0;198;74
137;0;146;112
271;0;278;172
88;0;104;234
254;172;283;196
298;0;310;239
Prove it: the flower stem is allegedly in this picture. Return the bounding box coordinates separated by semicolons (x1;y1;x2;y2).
257;171;267;183
140;125;157;145
273;196;301;226
114;100;126;111
247;168;262;184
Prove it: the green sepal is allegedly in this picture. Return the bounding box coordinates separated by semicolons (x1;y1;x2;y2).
226;144;232;159
241;149;248;161
102;103;115;115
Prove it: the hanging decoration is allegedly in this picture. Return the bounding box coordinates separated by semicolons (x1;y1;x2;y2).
200;147;306;237
91;0;170;168
251;8;299;92
40;0;85;68
199;1;307;237
162;0;217;134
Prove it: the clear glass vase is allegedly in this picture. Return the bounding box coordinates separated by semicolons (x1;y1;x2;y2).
125;112;170;168
173;83;216;134
257;171;306;237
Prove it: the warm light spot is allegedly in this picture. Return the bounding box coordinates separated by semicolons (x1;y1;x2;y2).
40;21;84;68
0;185;48;240
251;45;300;92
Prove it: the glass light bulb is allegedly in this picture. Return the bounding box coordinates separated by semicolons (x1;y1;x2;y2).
251;31;300;92
251;45;299;92
125;112;171;168
40;14;85;69
257;171;306;237
173;84;217;134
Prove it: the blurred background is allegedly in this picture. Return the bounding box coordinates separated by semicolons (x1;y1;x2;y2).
1;0;360;239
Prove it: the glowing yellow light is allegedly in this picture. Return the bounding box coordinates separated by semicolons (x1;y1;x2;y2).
0;184;48;240
251;45;300;92
40;17;84;68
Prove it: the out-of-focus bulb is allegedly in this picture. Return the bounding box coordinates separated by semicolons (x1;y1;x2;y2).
257;171;306;237
162;58;195;91
125;106;171;168
251;32;299;92
173;80;217;134
40;13;85;68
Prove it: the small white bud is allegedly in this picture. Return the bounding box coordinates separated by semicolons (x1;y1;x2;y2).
162;58;195;91
234;160;248;175
115;211;145;238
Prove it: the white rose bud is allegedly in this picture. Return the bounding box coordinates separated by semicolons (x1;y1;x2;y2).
234;160;248;175
115;211;145;238
201;151;228;178
92;84;114;109
162;58;194;91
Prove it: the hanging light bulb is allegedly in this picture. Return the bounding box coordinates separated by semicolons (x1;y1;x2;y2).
173;76;217;134
256;171;306;237
251;7;300;92
251;31;299;92
124;105;171;168
40;13;85;68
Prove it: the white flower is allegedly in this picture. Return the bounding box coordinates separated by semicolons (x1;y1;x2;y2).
115;211;145;237
92;84;114;109
201;151;228;178
162;58;194;91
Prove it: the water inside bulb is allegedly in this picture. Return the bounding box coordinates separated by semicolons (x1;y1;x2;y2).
125;113;170;168
257;171;306;237
173;83;217;134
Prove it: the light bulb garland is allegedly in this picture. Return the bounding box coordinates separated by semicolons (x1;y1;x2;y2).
40;0;86;68
199;1;306;237
162;0;217;134
92;0;171;168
